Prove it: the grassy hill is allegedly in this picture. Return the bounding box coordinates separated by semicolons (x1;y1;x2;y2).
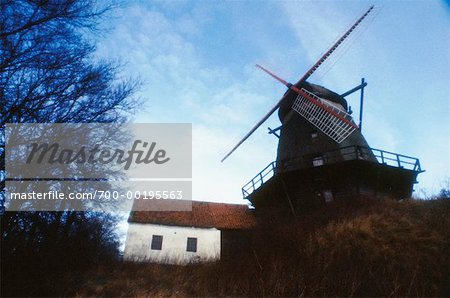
77;197;449;297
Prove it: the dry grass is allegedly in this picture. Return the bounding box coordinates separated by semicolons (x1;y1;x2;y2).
77;198;450;297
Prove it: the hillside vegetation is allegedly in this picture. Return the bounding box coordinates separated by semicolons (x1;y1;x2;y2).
76;197;449;297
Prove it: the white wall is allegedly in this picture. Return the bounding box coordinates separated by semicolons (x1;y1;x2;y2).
124;223;221;264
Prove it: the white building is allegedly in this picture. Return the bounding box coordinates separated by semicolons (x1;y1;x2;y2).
124;200;256;264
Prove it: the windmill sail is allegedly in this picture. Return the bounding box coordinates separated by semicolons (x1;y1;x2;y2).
221;5;374;162
292;88;356;143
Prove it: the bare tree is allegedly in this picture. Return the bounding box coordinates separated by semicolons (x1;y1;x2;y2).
1;1;140;295
0;0;140;207
0;0;138;125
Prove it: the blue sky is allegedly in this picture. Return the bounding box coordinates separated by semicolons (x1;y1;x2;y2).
98;0;450;204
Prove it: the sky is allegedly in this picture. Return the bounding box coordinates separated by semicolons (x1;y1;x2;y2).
97;0;450;205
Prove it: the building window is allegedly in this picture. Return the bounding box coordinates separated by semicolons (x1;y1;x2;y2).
311;131;318;139
151;235;163;250
312;156;325;167
186;237;197;252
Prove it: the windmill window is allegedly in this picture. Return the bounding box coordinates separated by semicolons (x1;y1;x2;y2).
186;237;197;252
151;235;163;250
323;190;334;202
312;156;325;167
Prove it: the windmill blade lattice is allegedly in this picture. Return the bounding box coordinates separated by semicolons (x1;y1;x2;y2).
292;88;356;143
255;64;358;142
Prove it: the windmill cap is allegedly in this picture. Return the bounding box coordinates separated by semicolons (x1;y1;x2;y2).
278;81;348;121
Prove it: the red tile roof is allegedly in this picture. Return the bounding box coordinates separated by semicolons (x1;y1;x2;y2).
128;200;257;230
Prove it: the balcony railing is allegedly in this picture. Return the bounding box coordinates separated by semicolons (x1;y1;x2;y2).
370;148;421;171
242;161;276;199
241;145;422;199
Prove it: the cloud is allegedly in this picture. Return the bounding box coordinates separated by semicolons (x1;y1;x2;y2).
96;2;282;202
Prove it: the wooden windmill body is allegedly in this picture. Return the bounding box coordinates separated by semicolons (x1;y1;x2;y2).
222;6;423;215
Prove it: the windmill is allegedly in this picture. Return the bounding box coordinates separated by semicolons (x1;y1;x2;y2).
222;6;423;214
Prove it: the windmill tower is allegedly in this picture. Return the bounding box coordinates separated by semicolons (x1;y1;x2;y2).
222;6;423;215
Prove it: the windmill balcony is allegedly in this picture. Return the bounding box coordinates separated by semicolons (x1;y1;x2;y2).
242;145;422;200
